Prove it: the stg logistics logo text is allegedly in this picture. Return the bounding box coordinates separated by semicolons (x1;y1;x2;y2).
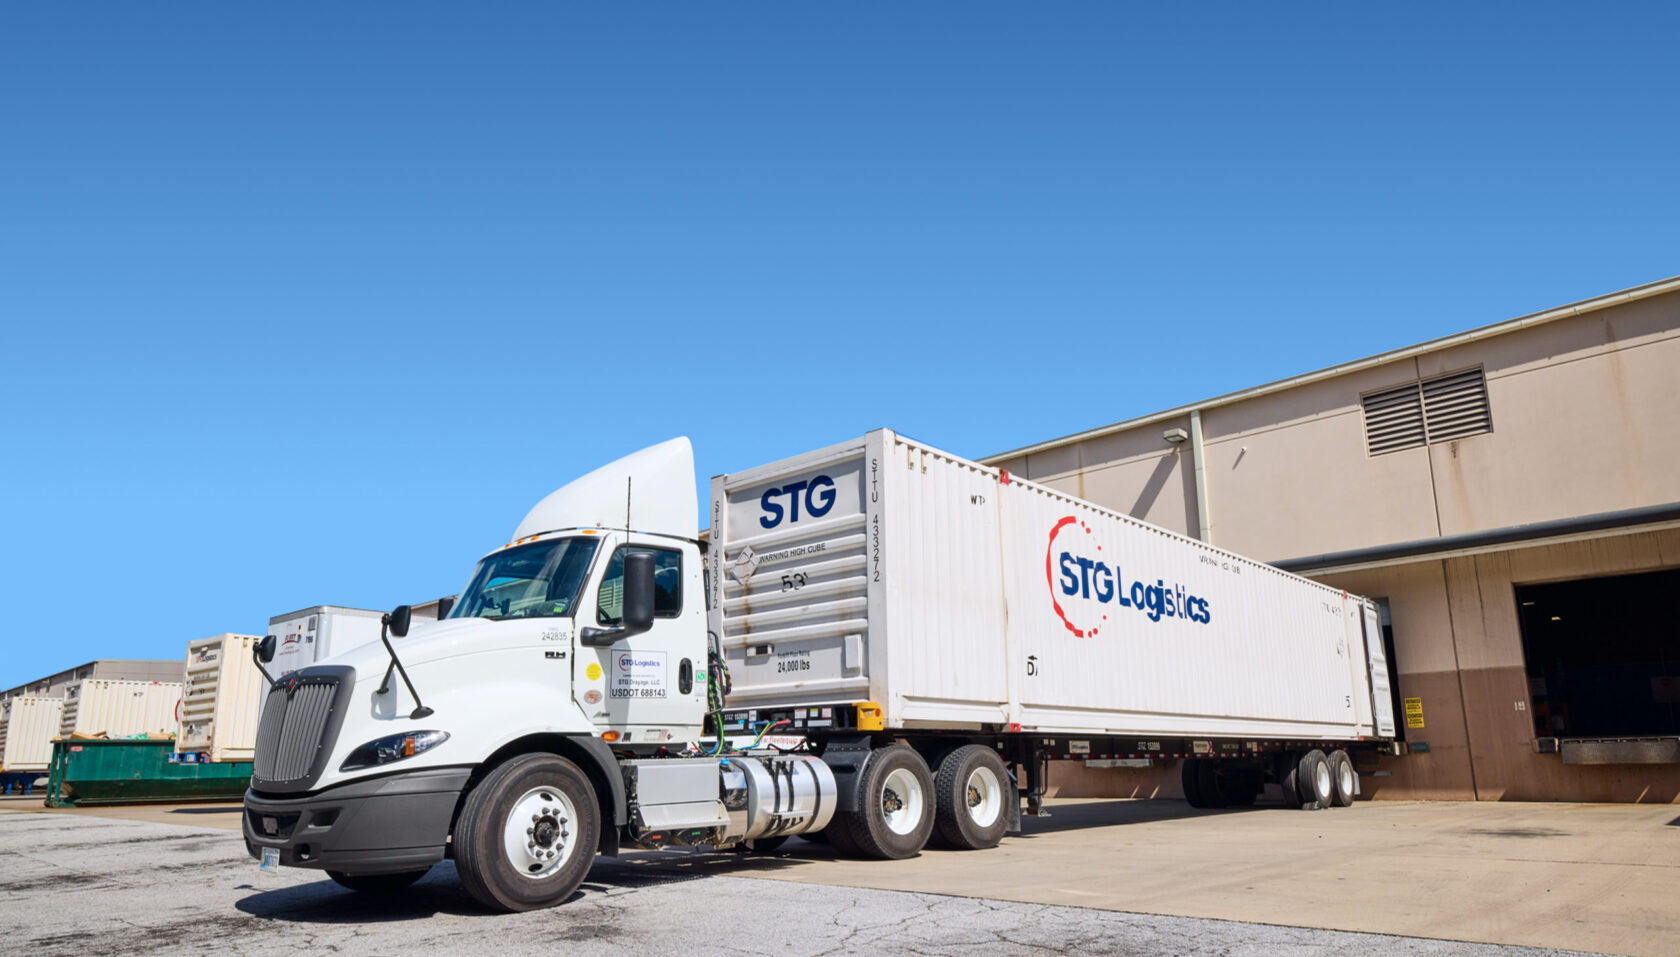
1046;516;1212;638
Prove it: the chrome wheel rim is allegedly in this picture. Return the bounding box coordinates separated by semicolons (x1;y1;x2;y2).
881;767;925;836
1313;761;1332;800
504;785;577;879
964;765;1003;829
1336;761;1354;798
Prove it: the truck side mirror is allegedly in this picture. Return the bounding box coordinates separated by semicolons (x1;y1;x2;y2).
436;596;455;619
256;635;277;663
582;552;658;646
384;604;413;638
621;551;656;637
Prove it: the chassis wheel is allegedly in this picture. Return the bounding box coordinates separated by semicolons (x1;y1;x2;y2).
1181;758;1210;808
1296;749;1333;808
327;868;429;893
830;744;935;859
1327;750;1356;807
932;745;1011;850
454;753;599;912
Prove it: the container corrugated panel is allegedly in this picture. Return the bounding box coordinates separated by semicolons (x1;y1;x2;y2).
710;429;1388;741
1;696;66;771
59;680;183;739
177;634;265;762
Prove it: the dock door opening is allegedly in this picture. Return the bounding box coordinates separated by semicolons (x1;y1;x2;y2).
1516;567;1680;739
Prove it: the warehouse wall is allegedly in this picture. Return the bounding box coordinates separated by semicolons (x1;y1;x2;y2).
1008;287;1680;803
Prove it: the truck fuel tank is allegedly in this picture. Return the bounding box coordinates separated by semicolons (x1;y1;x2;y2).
622;755;836;849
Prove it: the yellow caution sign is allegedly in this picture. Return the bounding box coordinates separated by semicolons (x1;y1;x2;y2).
1403;696;1424;728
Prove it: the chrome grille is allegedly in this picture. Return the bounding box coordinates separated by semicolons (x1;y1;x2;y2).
252;671;345;789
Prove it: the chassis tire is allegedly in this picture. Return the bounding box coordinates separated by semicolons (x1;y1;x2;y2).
1327;749;1356;807
453;753;599;912
932;745;1011;850
1212;764;1259;807
830;744;935;860
1181;758;1211;808
1296;749;1333;808
327;868;429;893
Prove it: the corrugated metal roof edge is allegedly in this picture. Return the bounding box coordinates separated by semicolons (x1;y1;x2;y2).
980;273;1680;465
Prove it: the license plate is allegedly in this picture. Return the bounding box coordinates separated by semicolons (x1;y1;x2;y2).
259;847;280;871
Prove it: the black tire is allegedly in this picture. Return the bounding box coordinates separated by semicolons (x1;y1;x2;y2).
1181;758;1210;808
453;753;599;912
1212;765;1259;807
1297;749;1333;808
829;744;935;860
327;868;429;893
932;745;1011;850
821;815;861;855
1327;749;1356;808
1196;759;1230;809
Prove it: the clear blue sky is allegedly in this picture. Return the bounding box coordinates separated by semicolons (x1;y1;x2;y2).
2;4;1676;689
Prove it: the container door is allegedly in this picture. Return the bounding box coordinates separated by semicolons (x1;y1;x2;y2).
1362;601;1396;738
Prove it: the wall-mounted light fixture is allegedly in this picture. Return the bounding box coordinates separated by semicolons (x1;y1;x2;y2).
1162;428;1188;444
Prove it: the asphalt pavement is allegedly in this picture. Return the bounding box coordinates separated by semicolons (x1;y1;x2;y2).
0;808;1608;957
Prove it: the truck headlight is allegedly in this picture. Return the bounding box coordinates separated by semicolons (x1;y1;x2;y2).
339;730;450;771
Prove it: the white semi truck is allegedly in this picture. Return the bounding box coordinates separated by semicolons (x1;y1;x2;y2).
245;430;1397;911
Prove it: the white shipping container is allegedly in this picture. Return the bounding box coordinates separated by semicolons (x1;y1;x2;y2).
0;696;66;771
59;679;184;739
267;605;386;677
709;430;1396;741
177;634;266;762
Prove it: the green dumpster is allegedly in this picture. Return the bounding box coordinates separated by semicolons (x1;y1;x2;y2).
45;739;251;807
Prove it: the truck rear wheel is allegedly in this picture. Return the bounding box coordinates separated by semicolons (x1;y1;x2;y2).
1296;749;1333;808
831;744;934;859
1328;749;1356;807
453;753;599;912
932;745;1010;850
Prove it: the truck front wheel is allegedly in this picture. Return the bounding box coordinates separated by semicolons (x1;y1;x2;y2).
453;753;599;912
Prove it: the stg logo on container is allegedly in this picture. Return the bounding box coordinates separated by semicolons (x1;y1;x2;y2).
1046;515;1213;638
759;474;837;528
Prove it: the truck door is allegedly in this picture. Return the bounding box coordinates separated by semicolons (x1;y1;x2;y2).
1361;601;1397;738
574;535;700;739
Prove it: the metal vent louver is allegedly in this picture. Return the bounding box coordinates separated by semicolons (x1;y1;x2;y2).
1361;382;1426;455
1362;367;1492;456
1421;368;1493;442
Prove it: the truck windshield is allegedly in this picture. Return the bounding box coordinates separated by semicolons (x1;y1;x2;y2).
448;537;601;621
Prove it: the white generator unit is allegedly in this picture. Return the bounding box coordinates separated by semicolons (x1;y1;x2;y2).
708;429;1396;741
177;634;266;762
59;679;183;739
0;696;66;772
267;605;387;677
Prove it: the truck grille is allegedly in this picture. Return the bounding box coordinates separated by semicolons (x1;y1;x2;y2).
251;667;351;791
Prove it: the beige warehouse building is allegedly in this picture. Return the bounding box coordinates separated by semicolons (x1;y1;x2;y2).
986;275;1680;803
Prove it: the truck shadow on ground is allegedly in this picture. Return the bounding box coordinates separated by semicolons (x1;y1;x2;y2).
233;856;781;923
234;800;1284;922
1009;798;1278;835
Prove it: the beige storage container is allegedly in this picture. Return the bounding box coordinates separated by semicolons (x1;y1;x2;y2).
1;696;66;771
59;679;183;739
177;634;265;762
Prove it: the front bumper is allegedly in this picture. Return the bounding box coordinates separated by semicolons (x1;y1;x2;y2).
243;766;471;875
